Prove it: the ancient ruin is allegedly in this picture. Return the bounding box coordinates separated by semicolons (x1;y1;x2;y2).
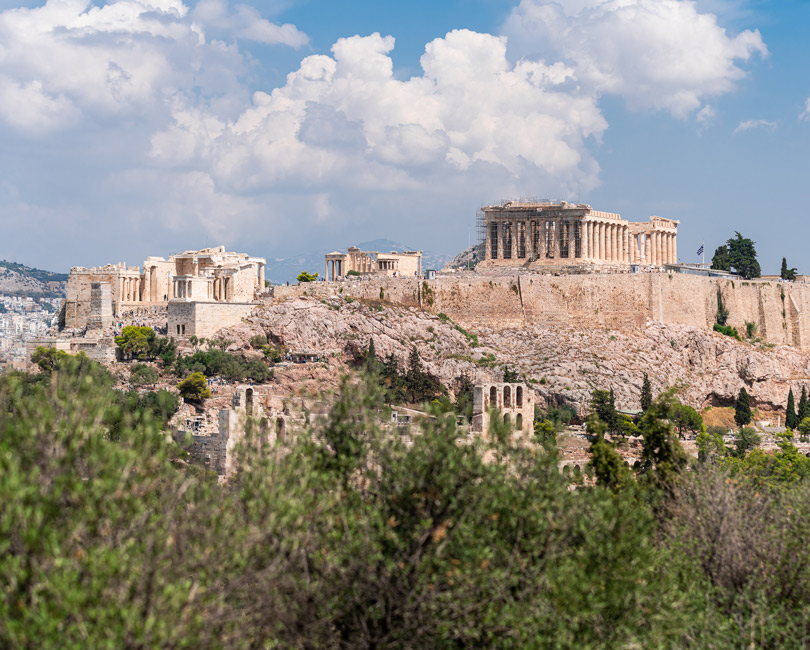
479;200;678;268
472;382;534;437
325;246;422;280
64;246;267;335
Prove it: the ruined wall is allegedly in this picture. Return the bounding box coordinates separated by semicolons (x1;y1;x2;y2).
168;301;257;338
274;273;810;350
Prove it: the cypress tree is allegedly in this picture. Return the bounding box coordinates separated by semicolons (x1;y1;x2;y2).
734;387;752;427
366;337;377;374
786;388;798;430
640;373;652;412
799;387;809;423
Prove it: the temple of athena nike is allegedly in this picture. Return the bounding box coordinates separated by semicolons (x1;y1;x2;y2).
478;200;679;268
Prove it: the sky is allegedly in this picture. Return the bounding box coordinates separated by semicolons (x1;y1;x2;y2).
0;0;808;274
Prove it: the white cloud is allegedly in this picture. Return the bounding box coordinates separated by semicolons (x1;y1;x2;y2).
799;98;810;121
502;0;767;118
0;0;306;132
151;29;606;197
733;118;776;134
697;105;716;124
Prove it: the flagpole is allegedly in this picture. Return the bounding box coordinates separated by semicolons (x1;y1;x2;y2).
702;241;705;266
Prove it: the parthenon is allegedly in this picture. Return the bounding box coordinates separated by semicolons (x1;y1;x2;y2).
479;201;679;268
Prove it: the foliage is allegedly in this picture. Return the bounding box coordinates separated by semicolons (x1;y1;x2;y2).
453;373;474;420
637;391;689;499
786;387;798;430
502;366;520;383
297;271;319;282
798;417;810;441
14;361;810;647
734;387;752;427
713;322;740;339
248;333;267;348
696;426;726;464
670;402;703;439
781;257;797;281
725;231;761;279
114;325;155;360
114;326;175;364
346;269;361;276
533;418;557;446
177;371;211;402
640;373;652;412
710;245;730;271
31;345;69;372
744;320;758;338
589;388;619;432
587;416;632;493
714;287;729;326
545;403;577;428
734;426;761;457
130;363;158;385
799;387;810;422
175;349;273;383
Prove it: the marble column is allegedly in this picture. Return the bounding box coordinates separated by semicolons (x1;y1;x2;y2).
582;221;589;259
671;233;678;265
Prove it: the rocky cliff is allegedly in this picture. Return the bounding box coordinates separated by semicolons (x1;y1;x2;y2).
219;295;810;418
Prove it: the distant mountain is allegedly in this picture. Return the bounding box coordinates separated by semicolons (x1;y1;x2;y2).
265;239;454;284
0;260;68;297
443;243;485;271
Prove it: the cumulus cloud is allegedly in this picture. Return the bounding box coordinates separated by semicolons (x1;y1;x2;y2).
502;0;767;118
0;0;306;132
151;29;606;197
733;118;776;134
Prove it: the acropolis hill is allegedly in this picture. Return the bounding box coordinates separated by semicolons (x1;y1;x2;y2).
279;272;810;351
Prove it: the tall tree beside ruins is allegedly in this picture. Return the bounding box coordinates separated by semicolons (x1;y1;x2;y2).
799;387;810;422
726;232;761;279
710;233;761;279
781;257;798;281
640;373;653;412
711;245;730;271
786;388;798;430
734;387;752;427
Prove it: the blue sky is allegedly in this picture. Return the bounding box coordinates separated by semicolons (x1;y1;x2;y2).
0;0;807;274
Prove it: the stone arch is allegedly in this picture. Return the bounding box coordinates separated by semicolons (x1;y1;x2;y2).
503;412;511;428
245;388;254;417
516;385;523;407
489;385;497;406
504;385;512;408
516;413;523;430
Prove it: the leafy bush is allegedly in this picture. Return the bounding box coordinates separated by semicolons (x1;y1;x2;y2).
175;349;273;383
130;363;158;385
177;372;211;402
249;333;268;348
713;323;741;340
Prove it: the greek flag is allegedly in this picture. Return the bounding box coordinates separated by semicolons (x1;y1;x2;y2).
697;244;704;256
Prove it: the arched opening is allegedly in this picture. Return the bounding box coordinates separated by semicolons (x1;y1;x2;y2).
516;386;523;407
516;413;523;430
245;388;254;417
489;386;497;406
504;385;512;408
276;417;286;441
503;413;511;428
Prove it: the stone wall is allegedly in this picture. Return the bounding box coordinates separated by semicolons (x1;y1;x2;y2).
273;272;810;350
168;301;257;339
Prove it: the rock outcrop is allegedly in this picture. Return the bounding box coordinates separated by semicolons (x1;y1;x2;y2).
219;296;810;417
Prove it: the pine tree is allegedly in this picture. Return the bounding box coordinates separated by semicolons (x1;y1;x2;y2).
799;387;810;422
786;387;798;430
734;387;752;427
366;337;377;374
640;373;652;412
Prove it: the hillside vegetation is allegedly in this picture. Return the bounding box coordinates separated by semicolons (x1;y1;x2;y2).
4;354;810;647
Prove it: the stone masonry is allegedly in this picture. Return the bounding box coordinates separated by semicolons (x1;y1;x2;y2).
472;382;534;437
479;200;678;269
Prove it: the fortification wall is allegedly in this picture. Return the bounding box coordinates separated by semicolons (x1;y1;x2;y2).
168;301;257;338
274;273;810;350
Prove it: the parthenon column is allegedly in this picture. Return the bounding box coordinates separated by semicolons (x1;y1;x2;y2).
607;224;614;261
671;233;677;265
668;233;675;264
